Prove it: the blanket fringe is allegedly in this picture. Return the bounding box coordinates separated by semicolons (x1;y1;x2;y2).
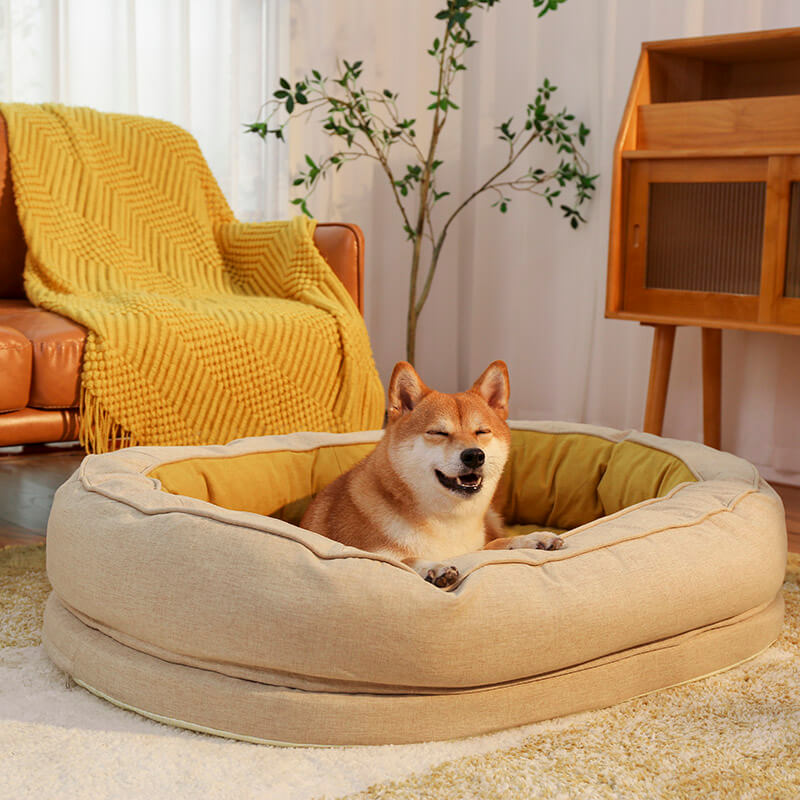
79;386;139;454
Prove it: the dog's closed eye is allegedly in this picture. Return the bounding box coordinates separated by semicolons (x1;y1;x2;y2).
426;430;449;437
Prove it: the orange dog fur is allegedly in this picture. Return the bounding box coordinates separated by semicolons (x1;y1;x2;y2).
300;361;563;587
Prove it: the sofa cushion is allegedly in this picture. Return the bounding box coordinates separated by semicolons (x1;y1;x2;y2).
0;323;31;412
0;300;85;409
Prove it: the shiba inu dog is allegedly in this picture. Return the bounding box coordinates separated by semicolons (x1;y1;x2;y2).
300;360;564;588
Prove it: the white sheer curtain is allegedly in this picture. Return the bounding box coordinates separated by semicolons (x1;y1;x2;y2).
290;0;800;487
0;0;289;220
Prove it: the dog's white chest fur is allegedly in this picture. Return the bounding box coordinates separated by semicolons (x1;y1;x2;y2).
377;512;488;561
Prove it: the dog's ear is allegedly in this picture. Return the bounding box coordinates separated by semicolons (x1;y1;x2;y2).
470;361;510;419
388;361;429;421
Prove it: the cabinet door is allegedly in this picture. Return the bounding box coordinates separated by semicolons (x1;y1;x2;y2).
771;156;800;326
623;157;767;326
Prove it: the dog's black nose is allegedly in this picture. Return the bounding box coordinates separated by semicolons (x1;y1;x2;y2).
460;448;485;469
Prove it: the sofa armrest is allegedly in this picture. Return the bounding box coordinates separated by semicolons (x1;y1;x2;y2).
313;223;365;315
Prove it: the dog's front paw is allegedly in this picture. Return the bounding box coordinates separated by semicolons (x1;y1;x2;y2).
508;531;565;551
403;558;461;588
424;564;460;588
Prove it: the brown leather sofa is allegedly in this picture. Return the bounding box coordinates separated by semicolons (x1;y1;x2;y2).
0;112;365;447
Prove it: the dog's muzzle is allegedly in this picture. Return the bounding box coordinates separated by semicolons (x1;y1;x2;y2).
435;469;484;495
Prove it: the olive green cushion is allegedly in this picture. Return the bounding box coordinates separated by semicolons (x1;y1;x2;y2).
149;429;696;531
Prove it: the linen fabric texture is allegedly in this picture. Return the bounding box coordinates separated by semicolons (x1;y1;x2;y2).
0;103;384;452
42;421;787;745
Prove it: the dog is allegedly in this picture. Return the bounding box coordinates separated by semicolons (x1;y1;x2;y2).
300;360;564;588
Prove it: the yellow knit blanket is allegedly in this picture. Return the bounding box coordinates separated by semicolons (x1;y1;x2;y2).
2;103;385;452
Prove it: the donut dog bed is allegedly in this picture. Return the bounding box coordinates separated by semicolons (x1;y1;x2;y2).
42;421;787;746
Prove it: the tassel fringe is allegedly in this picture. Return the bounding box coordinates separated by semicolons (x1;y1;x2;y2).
79;386;139;454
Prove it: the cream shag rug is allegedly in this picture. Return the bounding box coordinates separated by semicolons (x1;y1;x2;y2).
2;544;799;800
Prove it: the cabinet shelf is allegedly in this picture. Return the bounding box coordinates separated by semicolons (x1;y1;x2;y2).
637;95;800;152
622;148;800;160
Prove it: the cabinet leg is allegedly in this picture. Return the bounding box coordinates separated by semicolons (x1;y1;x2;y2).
643;324;676;436
702;327;722;450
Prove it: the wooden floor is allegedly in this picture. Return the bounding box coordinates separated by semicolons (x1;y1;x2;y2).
0;446;85;547
1;447;799;552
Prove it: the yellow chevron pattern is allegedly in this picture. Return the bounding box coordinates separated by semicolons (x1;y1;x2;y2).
2;103;384;452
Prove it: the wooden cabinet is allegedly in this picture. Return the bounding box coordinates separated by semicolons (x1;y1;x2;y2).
606;28;800;447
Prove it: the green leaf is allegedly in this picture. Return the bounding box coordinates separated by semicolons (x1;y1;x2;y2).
253;1;595;253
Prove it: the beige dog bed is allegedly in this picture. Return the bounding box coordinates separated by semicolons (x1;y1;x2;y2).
42;421;787;746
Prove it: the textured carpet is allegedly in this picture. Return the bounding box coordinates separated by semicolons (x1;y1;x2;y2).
1;544;798;800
